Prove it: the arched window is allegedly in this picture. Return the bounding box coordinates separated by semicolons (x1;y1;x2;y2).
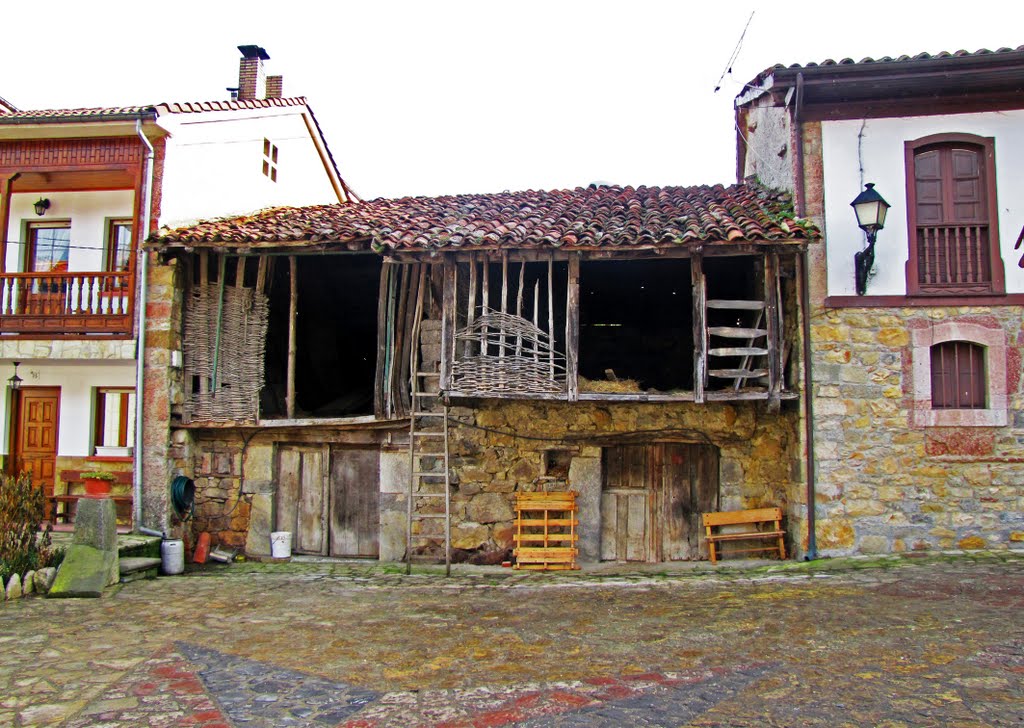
930;341;985;409
905;134;1003;296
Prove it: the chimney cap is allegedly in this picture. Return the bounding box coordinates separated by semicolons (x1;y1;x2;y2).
238;45;270;61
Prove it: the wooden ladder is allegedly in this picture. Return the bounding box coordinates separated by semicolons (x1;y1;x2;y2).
706;299;768;390
406;306;452;575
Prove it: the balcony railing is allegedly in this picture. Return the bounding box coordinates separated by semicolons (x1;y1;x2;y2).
0;271;134;335
916;224;992;292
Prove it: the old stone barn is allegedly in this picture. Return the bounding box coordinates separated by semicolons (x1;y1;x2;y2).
143;183;818;564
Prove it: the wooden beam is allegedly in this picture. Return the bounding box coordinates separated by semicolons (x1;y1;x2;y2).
198;250;209;285
373;262;391;418
566;252;580;401
764;250;782;412
234;255;246;288
692;252;706;404
547;253;555;378
211;254;227;392
255;255;269;295
480;253;489;355
0;174;17;273
286;255;298;419
515;260;525;356
499;251;508;360
440;256;457;392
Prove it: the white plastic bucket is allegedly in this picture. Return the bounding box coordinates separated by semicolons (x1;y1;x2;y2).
161;539;185;575
270;531;292;559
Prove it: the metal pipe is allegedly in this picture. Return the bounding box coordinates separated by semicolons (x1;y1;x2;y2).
133;120;155;533
799;250;818;560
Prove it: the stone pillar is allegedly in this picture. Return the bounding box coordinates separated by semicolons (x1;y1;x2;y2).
379;448;410;562
48;498;119;597
568;447;602;563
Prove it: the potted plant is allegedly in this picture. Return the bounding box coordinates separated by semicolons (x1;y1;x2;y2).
81;471;116;498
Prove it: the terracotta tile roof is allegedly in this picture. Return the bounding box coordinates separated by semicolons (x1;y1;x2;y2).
152;183;818;251
742;46;1024;93
0;97;309;124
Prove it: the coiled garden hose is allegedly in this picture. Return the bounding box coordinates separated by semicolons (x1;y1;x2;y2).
171;476;196;520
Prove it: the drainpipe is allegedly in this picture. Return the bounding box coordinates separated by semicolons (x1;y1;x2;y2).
793;73;818;559
133;119;155;533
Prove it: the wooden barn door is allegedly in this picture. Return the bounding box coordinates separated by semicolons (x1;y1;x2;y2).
329;447;379;558
275;445;329;555
601;443;718;562
12;387;60;520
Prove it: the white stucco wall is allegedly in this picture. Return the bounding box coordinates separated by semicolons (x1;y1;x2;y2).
821;110;1024;297
157;107;340;229
4;190;134;272
0;359;135;457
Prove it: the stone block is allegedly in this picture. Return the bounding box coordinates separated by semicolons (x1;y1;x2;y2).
5;573;22;600
466;493;514;524
72;498;119;551
569;455;601;563
859;535;889;554
878;328;910;347
244;493;273;557
451;524;489;550
958;535;986;550
48;544;119;598
379;451;409;494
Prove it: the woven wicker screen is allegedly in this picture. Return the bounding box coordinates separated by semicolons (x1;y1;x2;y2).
451;310;566;396
182;285;269;423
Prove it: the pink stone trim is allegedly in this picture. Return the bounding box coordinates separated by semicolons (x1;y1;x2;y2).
910;322;1008;427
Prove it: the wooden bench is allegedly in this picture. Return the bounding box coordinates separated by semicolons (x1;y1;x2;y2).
702;507;786;564
52;470;133;526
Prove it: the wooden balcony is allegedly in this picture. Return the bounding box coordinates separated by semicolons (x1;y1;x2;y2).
916;224;992;293
0;271;134;335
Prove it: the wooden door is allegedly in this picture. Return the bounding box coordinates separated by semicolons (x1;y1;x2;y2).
601;443;719;562
274;445;328;555
329;448;379;558
13;387;60;519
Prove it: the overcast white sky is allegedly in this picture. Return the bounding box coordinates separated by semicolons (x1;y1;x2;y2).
2;1;1021;200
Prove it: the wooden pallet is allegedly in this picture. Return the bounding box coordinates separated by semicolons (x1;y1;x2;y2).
513;491;579;570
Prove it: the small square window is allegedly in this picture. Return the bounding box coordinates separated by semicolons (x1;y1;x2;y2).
94;388;135;453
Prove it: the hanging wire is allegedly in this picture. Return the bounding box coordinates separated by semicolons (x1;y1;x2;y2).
714;10;755;93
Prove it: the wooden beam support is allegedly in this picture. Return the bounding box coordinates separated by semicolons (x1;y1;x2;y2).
211;254;227;392
565;252;580;401
0;174;22;273
255;255;269;295
286;255;298;419
691;252;706;404
440;256;457;392
764;250;782;412
373;261;391;418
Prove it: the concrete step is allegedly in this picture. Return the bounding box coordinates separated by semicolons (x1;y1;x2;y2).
119;557;161;583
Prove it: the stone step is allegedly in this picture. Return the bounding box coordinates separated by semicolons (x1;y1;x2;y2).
119;557;161;583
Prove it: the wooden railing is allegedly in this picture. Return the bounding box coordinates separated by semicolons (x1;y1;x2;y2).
916;224;991;291
0;271;134;334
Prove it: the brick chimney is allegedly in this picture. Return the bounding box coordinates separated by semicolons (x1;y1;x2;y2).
237;45;270;100
265;75;284;99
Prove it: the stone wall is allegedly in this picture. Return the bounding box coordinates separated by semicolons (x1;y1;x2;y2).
811;306;1024;554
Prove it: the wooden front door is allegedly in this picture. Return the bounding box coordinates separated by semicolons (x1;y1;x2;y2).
12;387;60;518
275;445;329;555
330;448;379;558
601;443;719;562
274;445;379;558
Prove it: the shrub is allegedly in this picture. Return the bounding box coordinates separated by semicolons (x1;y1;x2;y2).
0;473;56;584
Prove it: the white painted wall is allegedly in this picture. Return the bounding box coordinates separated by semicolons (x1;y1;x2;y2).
4;190;134;272
157;106;339;229
821;110;1024;296
0;359;135;457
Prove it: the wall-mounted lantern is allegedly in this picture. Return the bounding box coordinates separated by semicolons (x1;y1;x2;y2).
8;361;22;390
33;198;50;217
851;183;890;296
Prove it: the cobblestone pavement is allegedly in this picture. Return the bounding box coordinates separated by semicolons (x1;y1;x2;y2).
1;552;1022;727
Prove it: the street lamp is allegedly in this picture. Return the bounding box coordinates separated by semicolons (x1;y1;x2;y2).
851;183;890;296
33;198;50;217
8;361;22;390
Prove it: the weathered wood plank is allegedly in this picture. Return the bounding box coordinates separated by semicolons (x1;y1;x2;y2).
766;250;783;411
440;257;457;391
691;253;706;404
706;299;765;310
566;252;580;401
707;327;768;338
709;347;769;357
286;255;298;419
373;263;391;418
709;368;769;378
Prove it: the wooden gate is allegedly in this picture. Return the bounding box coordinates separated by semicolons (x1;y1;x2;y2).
275;445;379;558
12;387;60;520
600;443;719;562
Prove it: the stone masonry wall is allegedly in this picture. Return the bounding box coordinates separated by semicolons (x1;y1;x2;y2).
811;306;1024;554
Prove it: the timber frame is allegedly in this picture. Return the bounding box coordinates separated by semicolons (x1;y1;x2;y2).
168;240;806;427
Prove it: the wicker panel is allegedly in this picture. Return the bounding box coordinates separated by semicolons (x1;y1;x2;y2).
451;310;566;396
182;285;269;423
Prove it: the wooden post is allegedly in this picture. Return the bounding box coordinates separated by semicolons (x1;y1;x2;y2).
480;254;489;355
0;174;20;274
256;255;269;295
198;250;209;285
211;254;227;392
440;256;457;392
373;261;391;418
467;253;477;339
692;252;706;404
765;250;782;411
533;281;540;363
286;255;298;419
234;255;246;288
515;260;525;356
565;253;580;401
499;251;508;360
547;253;555;378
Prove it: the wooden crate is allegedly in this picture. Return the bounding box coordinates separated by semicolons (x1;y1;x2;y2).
513;491;579;570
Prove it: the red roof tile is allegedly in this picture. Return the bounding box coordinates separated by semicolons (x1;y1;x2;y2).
152;183;818;251
0;97;309;124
